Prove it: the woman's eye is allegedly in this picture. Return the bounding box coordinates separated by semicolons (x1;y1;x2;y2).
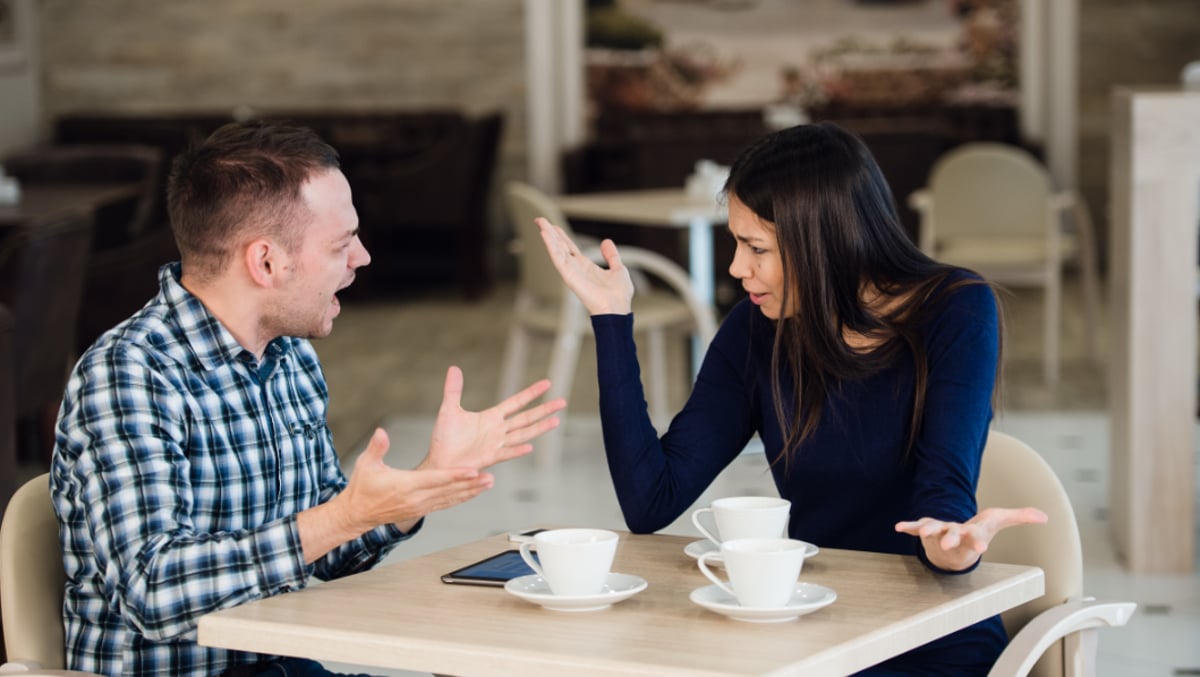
751;246;766;255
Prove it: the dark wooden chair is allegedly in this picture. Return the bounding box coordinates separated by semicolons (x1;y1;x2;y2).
2;144;176;353
0;213;92;466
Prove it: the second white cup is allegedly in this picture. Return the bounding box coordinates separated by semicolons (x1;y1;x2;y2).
697;537;813;608
518;528;618;596
691;496;791;546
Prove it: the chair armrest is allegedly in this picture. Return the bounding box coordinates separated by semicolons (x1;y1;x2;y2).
608;246;718;345
988;598;1136;677
907;189;931;212
0;661;104;676
1049;191;1075;212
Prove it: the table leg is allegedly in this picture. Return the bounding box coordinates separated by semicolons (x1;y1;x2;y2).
687;216;714;375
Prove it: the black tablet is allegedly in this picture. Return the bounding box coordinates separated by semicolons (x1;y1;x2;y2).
440;549;538;587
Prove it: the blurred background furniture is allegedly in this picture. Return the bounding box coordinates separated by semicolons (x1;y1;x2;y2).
0;473;103;676
0;304;8;667
977;430;1135;677
0;197;94;468
2;144;176;354
910;143;1100;387
500;181;716;470
346;112;504;299
53;109;505;300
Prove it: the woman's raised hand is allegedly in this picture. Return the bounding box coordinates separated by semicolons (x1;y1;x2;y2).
895;507;1048;572
536;217;634;316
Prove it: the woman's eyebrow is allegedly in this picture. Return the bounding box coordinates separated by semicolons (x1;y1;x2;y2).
727;227;762;244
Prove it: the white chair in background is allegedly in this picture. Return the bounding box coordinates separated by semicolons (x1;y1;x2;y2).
500;182;717;471
910;143;1101;387
978;431;1135;677
1;474;103;676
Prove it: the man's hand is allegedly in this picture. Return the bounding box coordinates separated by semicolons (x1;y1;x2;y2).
423;365;566;471
299;428;494;563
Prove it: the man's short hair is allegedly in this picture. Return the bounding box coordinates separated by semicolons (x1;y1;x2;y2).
167;120;341;279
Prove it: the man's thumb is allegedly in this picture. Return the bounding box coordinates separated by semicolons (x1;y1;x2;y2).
360;427;391;466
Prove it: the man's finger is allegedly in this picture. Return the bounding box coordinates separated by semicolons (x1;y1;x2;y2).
503;417;561;448
440;365;465;412
497;379;554;415
356;428;391;468
503;398;567;429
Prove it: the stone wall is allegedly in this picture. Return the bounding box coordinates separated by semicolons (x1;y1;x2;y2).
37;0;528;278
1078;0;1200;268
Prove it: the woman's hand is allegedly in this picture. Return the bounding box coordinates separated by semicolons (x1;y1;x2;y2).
895;507;1048;572
536;217;634;316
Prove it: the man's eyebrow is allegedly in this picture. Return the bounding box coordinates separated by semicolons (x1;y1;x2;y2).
336;228;359;242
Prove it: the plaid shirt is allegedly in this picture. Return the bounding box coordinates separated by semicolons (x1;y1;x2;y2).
51;263;409;676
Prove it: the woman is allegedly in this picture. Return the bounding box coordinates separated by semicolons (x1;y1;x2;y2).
537;122;1046;676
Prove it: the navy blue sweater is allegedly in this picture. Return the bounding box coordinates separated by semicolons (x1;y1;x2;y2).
591;274;1007;675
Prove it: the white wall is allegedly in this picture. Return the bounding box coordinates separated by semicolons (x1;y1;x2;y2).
0;0;42;156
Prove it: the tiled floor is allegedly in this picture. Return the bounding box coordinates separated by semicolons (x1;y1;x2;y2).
327;411;1198;677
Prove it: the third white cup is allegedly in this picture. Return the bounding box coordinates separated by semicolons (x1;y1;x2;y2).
691;496;791;546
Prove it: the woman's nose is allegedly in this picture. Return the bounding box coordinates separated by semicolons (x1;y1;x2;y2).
728;250;747;280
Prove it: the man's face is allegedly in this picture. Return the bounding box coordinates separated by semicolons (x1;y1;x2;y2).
268;168;370;339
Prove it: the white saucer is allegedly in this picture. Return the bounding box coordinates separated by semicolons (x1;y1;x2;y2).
504;572;648;612
684;539;819;566
689;582;836;623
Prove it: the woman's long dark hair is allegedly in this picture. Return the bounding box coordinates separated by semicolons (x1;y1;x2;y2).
724;122;1000;465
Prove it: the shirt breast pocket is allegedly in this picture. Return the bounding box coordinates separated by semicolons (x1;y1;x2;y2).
280;416;332;501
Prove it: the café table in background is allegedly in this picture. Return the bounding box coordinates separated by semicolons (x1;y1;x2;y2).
198;530;1044;677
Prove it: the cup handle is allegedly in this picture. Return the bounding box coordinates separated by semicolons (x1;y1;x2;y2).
691;507;720;546
518;542;545;578
697;552;734;597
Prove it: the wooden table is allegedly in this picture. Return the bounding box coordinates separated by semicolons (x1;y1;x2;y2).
0;182;144;229
198;531;1044;676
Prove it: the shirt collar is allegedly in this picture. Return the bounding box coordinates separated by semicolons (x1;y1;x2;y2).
158;262;294;373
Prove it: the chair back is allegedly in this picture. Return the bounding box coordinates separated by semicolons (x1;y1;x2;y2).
977;431;1083;677
926;143;1053;242
504;182;574;306
0;473;67;669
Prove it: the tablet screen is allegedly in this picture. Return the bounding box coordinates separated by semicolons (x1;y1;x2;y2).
441;549;538;586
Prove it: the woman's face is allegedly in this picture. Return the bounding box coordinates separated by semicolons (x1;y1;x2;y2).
727;195;789;319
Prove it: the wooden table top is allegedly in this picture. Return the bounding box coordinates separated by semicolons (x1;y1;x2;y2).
0;182;143;228
198;531;1043;676
557;189;728;228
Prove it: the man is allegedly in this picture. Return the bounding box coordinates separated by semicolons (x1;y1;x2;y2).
50;120;564;676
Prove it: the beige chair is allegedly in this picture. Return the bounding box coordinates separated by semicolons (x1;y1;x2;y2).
500;182;717;471
0;474;101;676
978;431;1135;677
910;143;1101;387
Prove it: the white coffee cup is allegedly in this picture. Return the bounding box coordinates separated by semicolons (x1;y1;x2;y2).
518;528;618;596
691;496;791;546
697;537;812;608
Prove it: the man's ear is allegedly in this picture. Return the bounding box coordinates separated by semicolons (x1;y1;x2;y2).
244;238;285;289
